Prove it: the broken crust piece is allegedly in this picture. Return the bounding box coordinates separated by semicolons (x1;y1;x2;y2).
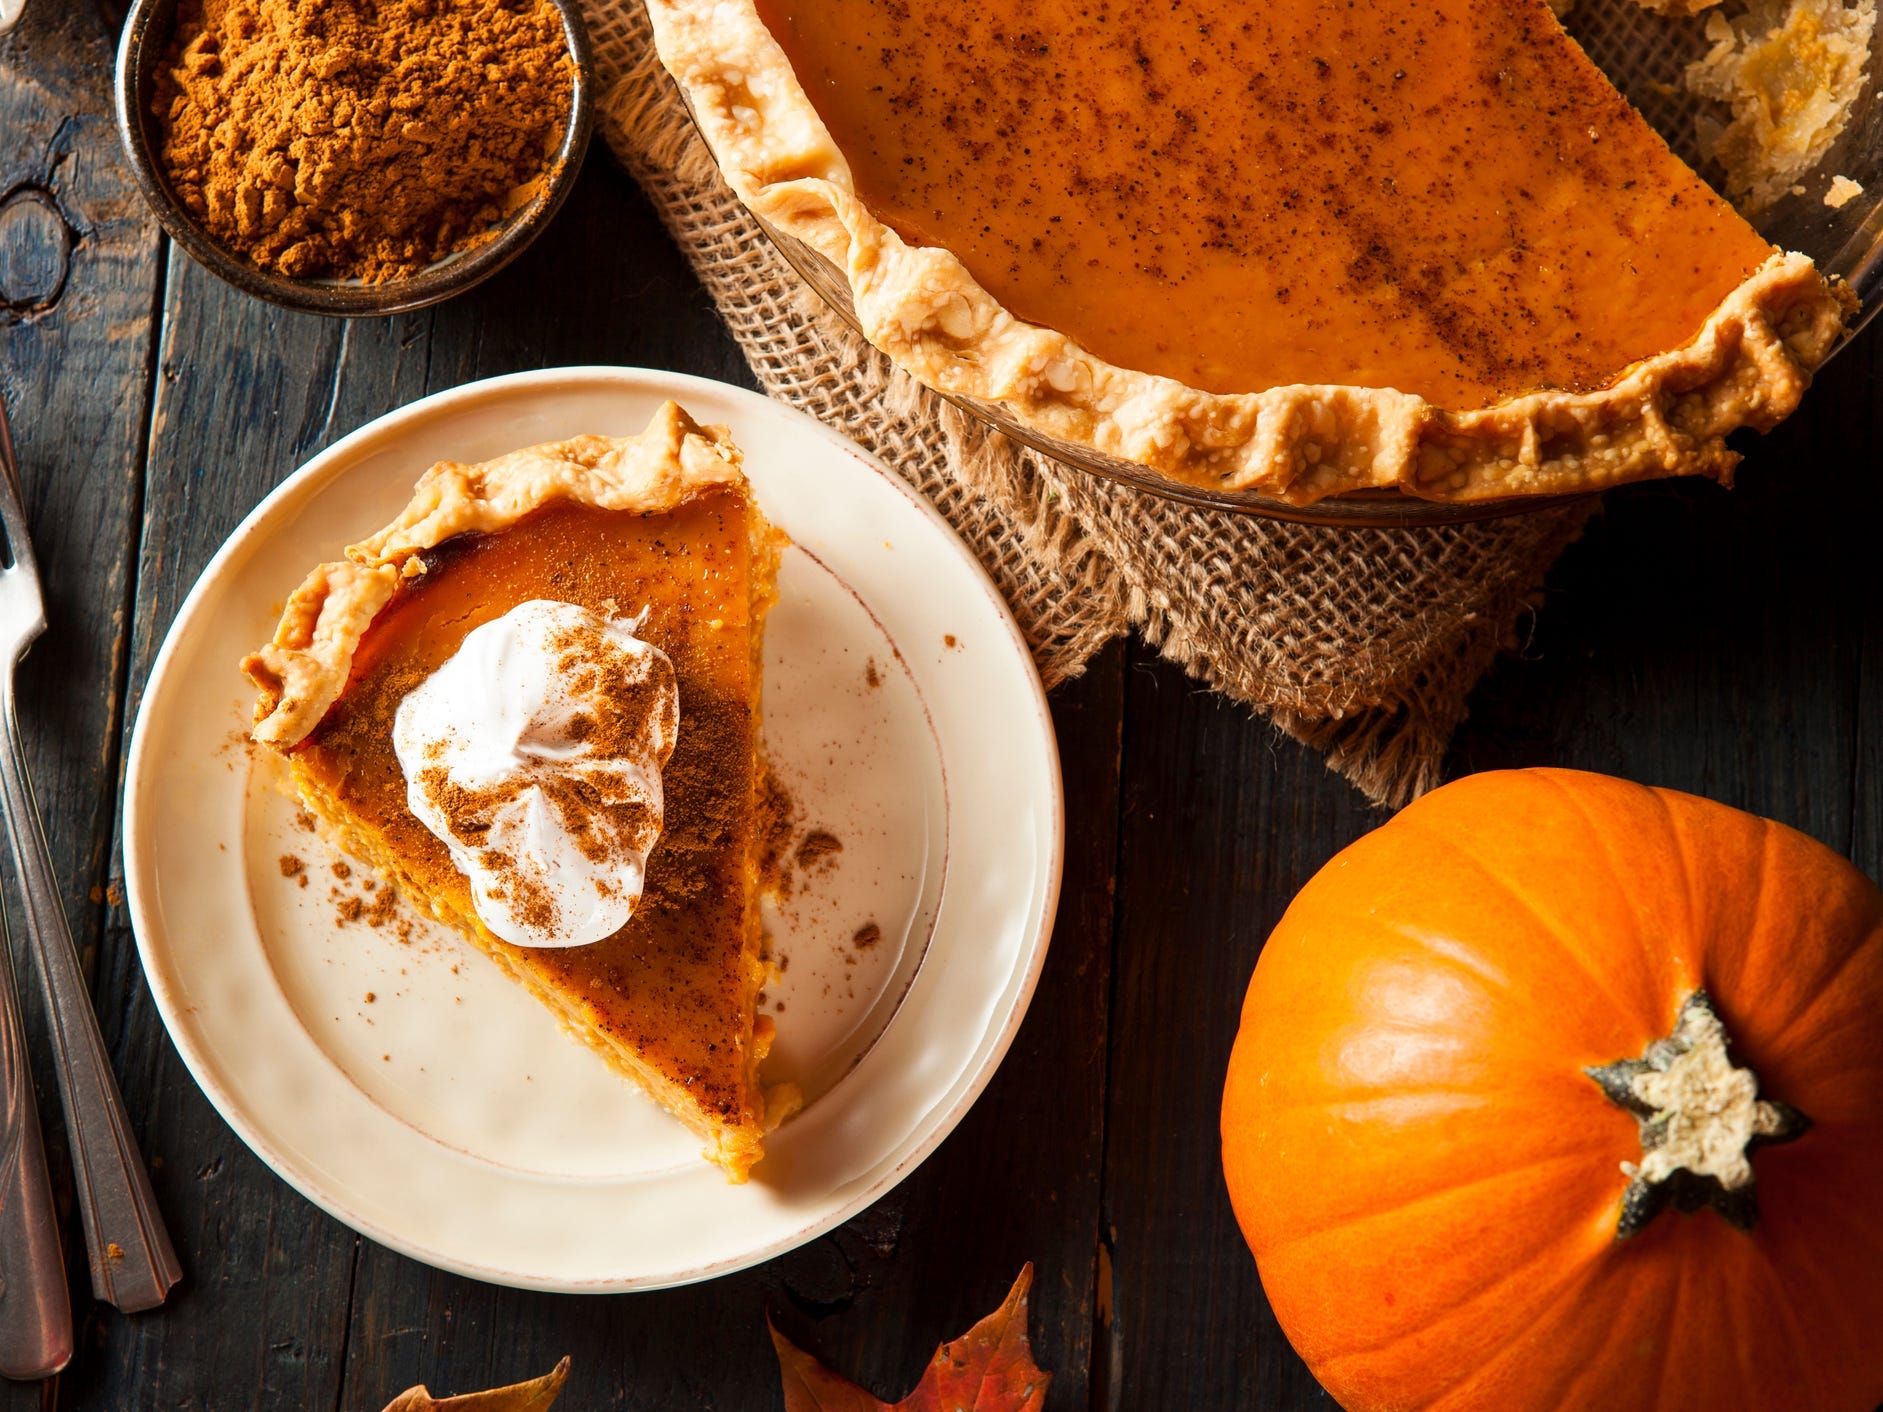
1688;0;1877;213
242;402;802;1181
1825;174;1866;206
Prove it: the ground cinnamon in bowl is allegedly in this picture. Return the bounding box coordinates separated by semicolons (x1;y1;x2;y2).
151;0;575;284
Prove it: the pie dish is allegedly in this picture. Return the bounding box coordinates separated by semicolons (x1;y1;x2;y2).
240;401;798;1180
647;0;1857;505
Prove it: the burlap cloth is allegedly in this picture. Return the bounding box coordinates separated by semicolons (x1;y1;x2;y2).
583;2;1597;806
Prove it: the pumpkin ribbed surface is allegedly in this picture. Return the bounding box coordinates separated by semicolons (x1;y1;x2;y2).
1221;768;1883;1412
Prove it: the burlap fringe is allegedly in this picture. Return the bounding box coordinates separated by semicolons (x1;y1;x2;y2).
586;1;1595;806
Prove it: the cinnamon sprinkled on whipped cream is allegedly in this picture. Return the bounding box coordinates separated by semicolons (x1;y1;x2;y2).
391;600;679;948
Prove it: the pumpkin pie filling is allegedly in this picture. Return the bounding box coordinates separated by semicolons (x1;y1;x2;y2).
243;407;796;1180
758;0;1776;410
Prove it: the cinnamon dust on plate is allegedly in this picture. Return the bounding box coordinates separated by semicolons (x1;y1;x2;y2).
153;0;573;282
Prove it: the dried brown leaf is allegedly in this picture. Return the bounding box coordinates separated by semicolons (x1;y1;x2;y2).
772;1266;1050;1412
379;1356;570;1412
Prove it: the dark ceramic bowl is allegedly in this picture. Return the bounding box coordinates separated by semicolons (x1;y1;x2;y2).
113;0;594;317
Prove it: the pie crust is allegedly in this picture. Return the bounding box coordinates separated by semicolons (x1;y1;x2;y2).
646;0;1856;504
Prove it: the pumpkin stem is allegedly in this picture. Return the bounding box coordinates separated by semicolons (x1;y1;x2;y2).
1586;991;1811;1239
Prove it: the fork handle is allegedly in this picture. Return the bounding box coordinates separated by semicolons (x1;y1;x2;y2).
0;901;71;1378
0;680;180;1312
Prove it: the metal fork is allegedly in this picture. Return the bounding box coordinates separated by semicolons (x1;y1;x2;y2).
0;390;180;1316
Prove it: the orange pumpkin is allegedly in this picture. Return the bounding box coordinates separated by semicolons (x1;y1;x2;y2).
1221;768;1883;1412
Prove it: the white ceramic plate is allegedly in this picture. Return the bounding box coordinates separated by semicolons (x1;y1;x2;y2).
123;368;1063;1291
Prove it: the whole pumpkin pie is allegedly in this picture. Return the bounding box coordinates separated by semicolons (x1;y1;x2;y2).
647;0;1856;503
241;402;799;1180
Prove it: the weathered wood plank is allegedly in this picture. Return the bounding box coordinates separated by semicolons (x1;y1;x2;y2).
759;642;1122;1412
0;2;164;1403
78;258;364;1410
1100;650;1354;1410
1848;342;1882;878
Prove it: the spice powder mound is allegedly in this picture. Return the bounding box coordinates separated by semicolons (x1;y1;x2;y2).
153;0;573;283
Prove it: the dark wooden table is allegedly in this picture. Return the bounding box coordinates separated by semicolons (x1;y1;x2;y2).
3;6;1879;1409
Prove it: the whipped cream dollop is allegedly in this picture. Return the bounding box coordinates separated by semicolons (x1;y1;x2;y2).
391;599;680;949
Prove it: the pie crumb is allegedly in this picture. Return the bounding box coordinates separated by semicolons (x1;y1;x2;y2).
795;830;843;871
1825;173;1865;207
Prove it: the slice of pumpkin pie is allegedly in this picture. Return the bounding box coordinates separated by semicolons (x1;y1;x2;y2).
241;402;799;1180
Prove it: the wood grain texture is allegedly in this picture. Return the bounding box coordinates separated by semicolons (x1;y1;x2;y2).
0;4;163;1405
1098;648;1354;1411
759;642;1121;1412
81;258;365;1412
0;0;159;1056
